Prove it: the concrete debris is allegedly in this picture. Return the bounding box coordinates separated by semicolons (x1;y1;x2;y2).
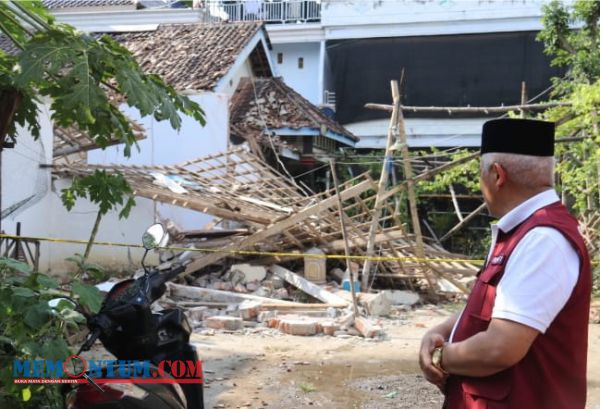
354;316;383;338
230;264;267;284
382;290;420;306
336;290;391;317
271;265;349;307
238;300;261;320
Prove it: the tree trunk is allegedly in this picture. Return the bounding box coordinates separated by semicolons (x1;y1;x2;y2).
83;210;102;264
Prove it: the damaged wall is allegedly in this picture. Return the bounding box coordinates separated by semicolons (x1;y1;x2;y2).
87;92;230;234
2;91;230;274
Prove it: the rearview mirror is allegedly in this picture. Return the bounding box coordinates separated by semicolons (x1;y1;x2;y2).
142;224;169;250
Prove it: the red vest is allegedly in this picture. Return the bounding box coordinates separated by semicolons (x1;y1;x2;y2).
444;202;591;409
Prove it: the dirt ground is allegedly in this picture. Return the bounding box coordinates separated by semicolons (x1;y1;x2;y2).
194;304;600;409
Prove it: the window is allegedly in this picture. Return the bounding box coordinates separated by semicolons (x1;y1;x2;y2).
298;57;304;69
277;53;283;64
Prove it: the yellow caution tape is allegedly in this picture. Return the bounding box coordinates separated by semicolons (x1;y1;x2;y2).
0;233;598;266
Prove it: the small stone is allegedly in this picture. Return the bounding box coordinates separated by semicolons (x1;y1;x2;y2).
253;287;271;298
234;283;248;293
273;288;288;299
271;276;285;289
245;281;260;292
211;281;233;291
186;306;208;322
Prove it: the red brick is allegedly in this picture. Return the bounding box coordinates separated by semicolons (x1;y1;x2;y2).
205;316;243;331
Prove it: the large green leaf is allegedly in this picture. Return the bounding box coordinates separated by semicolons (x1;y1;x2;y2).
35;274;59;289
24;301;51;329
12;287;35;298
41;338;71;361
71;282;102;313
0;257;33;274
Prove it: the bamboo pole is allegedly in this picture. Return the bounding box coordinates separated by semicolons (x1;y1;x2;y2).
449;185;464;222
365;101;569;114
329;159;359;316
360;80;400;291
440;202;487;242
394;83;438;297
520;81;528;119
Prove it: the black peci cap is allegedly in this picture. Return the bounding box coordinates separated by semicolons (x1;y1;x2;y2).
481;118;555;157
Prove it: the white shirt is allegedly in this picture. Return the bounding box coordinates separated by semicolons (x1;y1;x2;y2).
450;189;580;341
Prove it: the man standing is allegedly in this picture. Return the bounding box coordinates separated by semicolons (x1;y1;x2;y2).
419;118;592;408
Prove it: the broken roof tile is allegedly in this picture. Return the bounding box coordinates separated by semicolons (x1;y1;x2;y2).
230;77;357;145
111;22;267;92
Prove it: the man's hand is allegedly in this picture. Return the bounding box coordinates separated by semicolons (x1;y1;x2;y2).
419;331;448;390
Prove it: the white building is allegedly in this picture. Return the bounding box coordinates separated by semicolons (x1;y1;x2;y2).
1;18;275;273
203;0;567;149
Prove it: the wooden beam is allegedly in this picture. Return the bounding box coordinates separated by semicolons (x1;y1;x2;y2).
440;202;487;242
270;264;349;307
167;282;298;304
330;159;359;316
394;81;437;296
360;80;400;291
365;101;570;114
182;179;374;276
380;151;480;202
449;185;464;222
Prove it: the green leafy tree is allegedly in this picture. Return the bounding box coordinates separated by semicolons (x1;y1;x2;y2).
61;170;135;264
537;0;599;215
0;2;206;406
0;257;102;408
0;0;207;264
537;0;600;293
0;1;205;150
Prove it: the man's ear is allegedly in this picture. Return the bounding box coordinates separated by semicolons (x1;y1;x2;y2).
493;162;507;188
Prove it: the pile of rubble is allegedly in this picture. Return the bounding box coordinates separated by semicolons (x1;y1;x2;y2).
56;148;479;336
158;263;420;339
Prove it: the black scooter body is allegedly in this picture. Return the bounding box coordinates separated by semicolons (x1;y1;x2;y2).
65;265;204;409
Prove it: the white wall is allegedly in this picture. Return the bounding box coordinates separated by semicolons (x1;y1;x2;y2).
270;42;321;104
1;104;152;275
320;0;572;39
347;117;487;149
219;59;254;97
2;91;228;274
87;92;229;233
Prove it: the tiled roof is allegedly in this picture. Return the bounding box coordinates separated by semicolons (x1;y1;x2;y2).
53;119;146;158
42;0;134;9
0;35;19;56
111;22;267;92
230;77;358;144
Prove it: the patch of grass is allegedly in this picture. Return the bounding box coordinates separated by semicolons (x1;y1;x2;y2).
299;383;317;393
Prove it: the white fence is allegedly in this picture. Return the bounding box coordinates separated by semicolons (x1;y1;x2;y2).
202;0;321;23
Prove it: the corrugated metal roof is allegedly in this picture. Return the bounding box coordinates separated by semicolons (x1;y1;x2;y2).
42;0;134;9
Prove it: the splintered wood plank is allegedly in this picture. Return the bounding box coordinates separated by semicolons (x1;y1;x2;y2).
182;179;374;276
270;264;348;307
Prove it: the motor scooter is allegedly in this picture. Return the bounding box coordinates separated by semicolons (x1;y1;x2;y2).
64;223;204;409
